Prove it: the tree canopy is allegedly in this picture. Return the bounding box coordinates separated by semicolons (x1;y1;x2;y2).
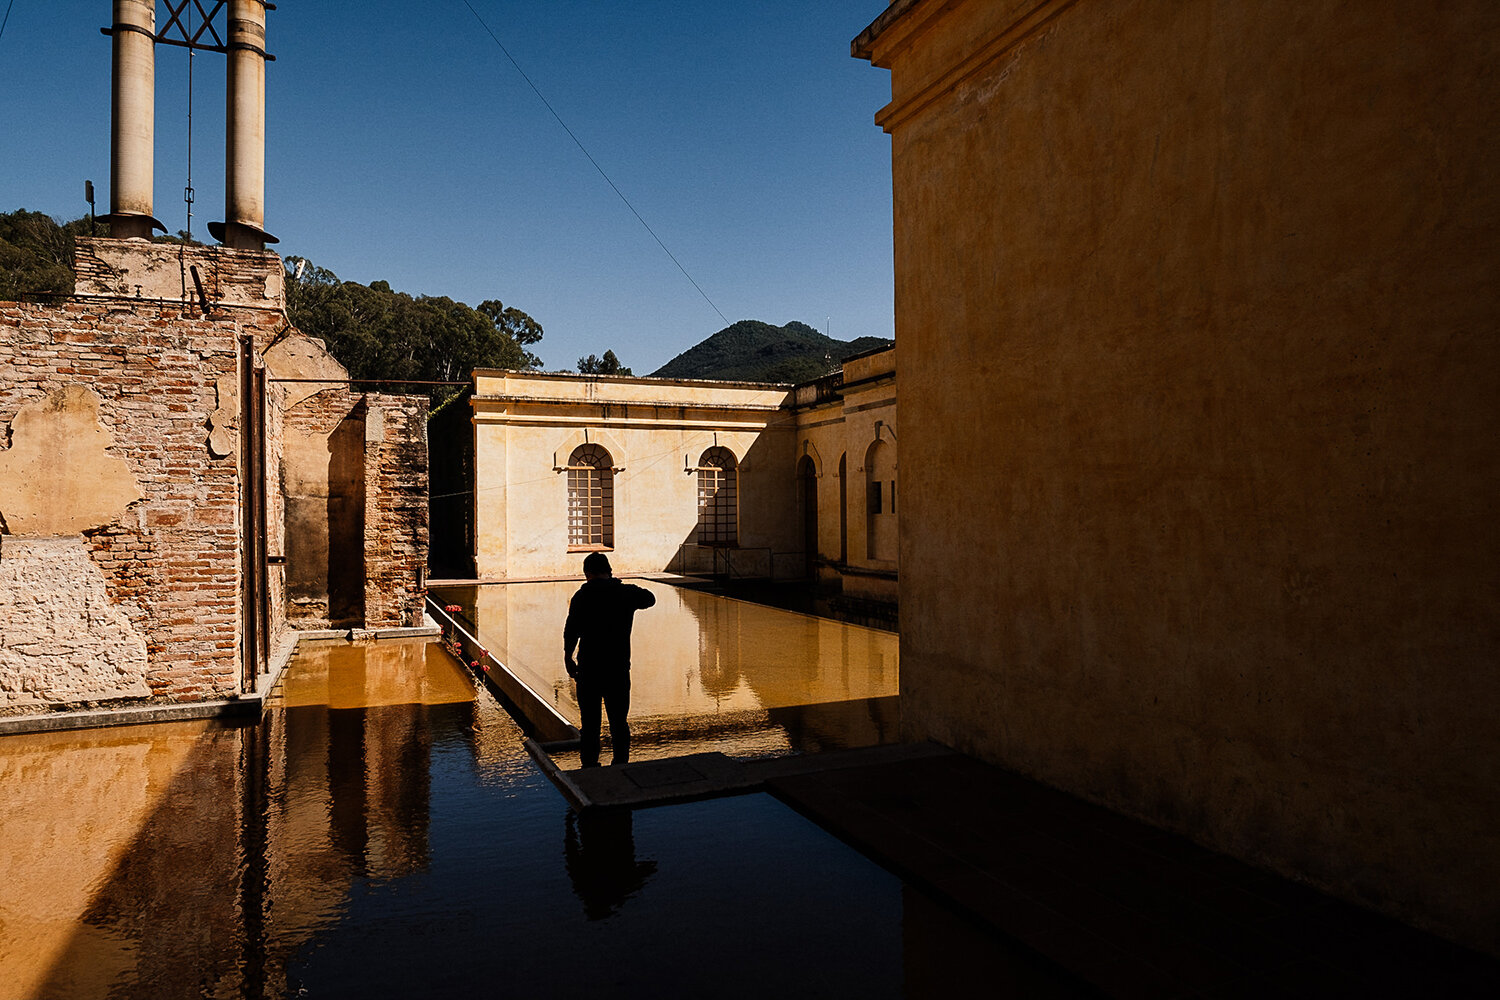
0;210;104;300
283;257;544;405
577;349;632;376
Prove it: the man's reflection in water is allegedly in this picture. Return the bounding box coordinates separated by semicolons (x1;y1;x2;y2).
563;808;658;920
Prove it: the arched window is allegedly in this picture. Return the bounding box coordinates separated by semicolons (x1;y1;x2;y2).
567;444;613;549
797;455;818;576
696;446;738;547
865;439;896;562
837;453;848;564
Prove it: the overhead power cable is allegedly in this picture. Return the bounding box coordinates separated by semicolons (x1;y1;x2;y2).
0;1;17;47
457;0;731;328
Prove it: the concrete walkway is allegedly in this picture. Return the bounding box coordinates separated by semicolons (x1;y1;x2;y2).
766;751;1498;999
525;738;948;810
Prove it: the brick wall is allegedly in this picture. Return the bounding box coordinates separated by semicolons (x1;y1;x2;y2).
364;394;429;628
1;239;431;714
0;299;279;707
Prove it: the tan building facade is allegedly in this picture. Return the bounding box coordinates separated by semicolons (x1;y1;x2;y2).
856;0;1499;953
435;347;897;607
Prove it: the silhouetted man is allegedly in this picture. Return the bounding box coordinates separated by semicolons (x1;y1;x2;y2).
564;552;655;767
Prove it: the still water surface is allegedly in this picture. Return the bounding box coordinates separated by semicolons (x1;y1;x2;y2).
432;580;901;760
0;638;1063;999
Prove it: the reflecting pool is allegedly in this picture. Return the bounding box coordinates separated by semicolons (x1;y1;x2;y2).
431;580;900;761
0;639;1079;999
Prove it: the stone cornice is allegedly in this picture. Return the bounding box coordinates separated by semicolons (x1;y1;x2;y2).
471;393;786;414
854;0;1082;134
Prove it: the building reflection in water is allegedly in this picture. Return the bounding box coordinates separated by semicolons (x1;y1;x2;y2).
432;580;900;759
5;638;473;999
563;808;659;921
0;636;1083;998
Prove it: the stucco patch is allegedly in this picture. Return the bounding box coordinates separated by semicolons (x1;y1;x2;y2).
0;386;142;537
0;537;150;707
207;374;237;459
263;333;350;408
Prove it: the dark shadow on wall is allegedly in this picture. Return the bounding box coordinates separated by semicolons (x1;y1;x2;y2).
667;428;801;580
285;399;367;627
427;387;476;579
326;403;367;625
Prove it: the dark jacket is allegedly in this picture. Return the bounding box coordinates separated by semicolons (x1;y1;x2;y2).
564;578;656;678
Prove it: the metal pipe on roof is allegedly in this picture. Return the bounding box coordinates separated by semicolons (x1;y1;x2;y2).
108;0;165;239
213;0;277;249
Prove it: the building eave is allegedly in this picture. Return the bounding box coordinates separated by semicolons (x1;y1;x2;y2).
851;0;927;62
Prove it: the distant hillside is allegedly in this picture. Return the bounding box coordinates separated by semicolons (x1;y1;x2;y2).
649;320;892;383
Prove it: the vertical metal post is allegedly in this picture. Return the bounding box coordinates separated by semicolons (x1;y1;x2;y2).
253;366;270;681
239;335;261;692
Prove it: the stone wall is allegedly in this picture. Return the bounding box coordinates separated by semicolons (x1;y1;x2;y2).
282;389;367;628
364;394;429;628
280;387;428;630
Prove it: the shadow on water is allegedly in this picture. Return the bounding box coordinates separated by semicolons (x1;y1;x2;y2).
563;808;658;921
9;638;1087;999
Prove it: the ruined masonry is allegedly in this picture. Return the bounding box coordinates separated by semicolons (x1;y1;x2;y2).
0;239;429;715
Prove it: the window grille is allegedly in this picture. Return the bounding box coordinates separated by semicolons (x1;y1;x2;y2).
696;446;738;547
566;444;614;549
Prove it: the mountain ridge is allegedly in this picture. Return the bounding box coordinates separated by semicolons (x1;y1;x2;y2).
649;320;892;383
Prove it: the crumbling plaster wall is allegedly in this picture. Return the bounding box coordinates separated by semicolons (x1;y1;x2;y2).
0;298;265;708
2;239;431;713
364;394;429;629
281;386;429;631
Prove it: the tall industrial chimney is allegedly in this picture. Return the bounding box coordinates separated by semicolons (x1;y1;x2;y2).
210;0;277;250
108;0;165;239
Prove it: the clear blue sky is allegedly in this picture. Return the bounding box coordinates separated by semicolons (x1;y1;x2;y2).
0;2;896;374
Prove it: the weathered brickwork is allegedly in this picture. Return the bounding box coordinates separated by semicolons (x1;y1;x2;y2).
0;299;274;707
365;394;429;628
280;388;429;630
73;238;285;311
1;239;430;716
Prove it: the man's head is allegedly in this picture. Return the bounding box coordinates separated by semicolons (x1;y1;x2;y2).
583;552;612;579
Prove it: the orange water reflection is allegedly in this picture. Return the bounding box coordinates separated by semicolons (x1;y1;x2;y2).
0;638;490;999
433;580;900;759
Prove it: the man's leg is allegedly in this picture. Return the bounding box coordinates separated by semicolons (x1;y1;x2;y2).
577;677;602;767
602;676;631;766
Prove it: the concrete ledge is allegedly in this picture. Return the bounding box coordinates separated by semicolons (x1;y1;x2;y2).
526;739;953;810
0;698;263;736
427;598;579;743
2;626;349;737
292;623;442;642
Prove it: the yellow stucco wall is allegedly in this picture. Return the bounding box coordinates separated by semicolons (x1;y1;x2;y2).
859;0;1500;951
792;347;898;601
469;371;802;579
